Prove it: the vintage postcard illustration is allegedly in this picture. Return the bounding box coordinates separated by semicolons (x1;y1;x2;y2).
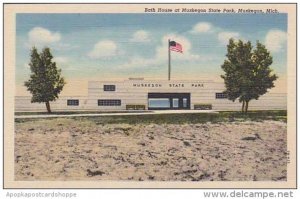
3;4;296;188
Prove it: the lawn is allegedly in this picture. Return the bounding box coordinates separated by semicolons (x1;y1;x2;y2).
15;110;287;124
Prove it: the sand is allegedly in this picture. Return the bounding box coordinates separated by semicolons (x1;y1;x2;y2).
14;119;287;181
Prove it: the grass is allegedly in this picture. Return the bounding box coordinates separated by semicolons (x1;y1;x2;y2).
14;110;149;116
15;110;287;124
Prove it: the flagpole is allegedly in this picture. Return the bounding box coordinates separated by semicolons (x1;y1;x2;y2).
168;39;171;81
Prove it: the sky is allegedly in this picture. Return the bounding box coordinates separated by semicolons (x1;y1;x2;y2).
16;13;287;95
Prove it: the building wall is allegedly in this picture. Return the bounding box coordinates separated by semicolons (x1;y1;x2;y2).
15;96;89;112
15;80;287;112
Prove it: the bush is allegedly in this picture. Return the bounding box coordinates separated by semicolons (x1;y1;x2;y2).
194;104;212;110
126;104;146;110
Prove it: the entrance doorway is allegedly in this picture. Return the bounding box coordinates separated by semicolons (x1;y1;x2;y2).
148;93;190;110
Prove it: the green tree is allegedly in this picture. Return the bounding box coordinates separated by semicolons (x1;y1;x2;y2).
24;47;66;113
221;39;278;113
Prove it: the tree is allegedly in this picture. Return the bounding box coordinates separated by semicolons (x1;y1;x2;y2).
24;47;66;113
221;39;278;113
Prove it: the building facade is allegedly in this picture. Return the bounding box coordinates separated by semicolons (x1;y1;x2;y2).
15;80;287;112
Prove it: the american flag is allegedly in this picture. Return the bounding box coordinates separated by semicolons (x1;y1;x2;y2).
169;41;183;53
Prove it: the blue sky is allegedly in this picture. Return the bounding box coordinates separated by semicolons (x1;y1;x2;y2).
16;13;287;87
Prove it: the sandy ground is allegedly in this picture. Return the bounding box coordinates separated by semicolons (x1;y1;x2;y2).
15;119;287;181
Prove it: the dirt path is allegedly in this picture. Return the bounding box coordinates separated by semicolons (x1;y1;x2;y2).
15;119;287;181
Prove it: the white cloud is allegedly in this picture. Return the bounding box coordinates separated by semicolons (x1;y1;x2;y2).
190;22;212;34
53;56;69;64
190;22;244;45
88;40;118;59
265;29;287;53
118;33;213;70
130;30;150;42
28;27;61;46
218;31;241;45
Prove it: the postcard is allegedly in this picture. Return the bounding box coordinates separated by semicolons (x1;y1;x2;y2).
3;3;296;188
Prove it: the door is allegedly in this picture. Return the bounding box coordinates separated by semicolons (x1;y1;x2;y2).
148;93;190;110
172;98;179;108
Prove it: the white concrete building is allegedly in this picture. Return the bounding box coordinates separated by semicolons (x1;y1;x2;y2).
15;79;287;112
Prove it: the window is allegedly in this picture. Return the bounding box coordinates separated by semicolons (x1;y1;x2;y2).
183;98;187;108
148;98;170;108
104;85;116;91
67;99;79;106
172;98;179;108
98;99;121;106
215;93;228;99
